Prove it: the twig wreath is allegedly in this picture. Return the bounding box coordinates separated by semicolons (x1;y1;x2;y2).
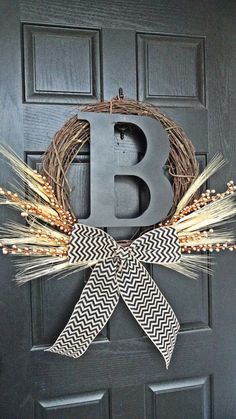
0;96;235;368
42;98;199;220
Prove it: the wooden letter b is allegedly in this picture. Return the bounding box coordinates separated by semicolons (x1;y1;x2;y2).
77;111;173;227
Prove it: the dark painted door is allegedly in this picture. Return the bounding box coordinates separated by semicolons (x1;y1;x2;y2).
0;1;236;418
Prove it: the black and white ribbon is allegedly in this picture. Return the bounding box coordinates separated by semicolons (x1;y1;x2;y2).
47;224;181;368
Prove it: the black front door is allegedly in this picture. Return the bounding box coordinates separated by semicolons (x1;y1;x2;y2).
0;1;236;418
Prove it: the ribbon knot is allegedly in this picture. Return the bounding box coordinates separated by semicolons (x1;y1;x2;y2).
115;246;130;260
47;223;181;368
114;246;132;272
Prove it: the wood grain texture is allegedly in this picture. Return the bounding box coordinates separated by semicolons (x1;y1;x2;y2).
0;0;236;417
30;329;214;394
20;0;214;34
0;1;32;418
206;5;236;417
23;25;101;103
35;390;109;419
146;376;210;419
102;29;137;99
137;33;205;107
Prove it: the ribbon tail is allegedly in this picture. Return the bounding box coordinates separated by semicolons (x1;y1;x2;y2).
46;259;119;358
116;258;180;369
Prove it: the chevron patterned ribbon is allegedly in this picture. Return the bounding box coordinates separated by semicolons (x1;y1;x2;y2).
47;224;181;368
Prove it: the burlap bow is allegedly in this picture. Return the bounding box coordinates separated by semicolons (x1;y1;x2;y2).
47;224;181;368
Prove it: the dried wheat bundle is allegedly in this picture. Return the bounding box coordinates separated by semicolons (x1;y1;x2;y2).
0;144;235;283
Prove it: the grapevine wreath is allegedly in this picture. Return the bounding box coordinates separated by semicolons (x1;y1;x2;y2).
42;98;199;219
0;96;235;368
